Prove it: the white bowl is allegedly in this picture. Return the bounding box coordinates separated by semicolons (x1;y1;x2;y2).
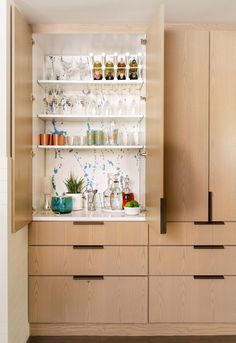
124;206;141;216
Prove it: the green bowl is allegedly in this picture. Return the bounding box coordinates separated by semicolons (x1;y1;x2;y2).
51;196;73;214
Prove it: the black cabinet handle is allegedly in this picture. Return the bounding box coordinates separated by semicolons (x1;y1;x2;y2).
193;245;224;249
194;192;224;225
73;221;104;225
193;275;224;280
73;245;104;249
160;198;167;234
73;275;104;281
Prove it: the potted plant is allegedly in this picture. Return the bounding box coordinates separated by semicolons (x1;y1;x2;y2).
64;173;84;211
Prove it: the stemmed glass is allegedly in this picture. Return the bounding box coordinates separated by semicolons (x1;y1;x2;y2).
103;99;113;116
61;56;73;80
129;98;139;116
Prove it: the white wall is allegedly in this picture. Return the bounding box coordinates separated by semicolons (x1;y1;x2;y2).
0;1;29;342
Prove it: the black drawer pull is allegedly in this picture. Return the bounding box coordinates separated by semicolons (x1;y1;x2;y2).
194;221;225;225
73;221;104;226
193;245;224;249
73;275;104;281
73;245;104;249
194;275;224;280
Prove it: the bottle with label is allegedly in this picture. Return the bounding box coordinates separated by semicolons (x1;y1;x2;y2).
122;175;134;208
110;175;123;210
105;60;114;80
93;61;103;80
103;173;114;209
117;57;126;80
129;57;138;80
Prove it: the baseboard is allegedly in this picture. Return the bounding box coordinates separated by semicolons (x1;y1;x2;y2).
30;323;236;336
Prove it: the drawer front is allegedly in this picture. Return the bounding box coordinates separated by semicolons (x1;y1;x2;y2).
150;246;236;275
29;276;148;323
150;276;236;323
150;222;236;245
29;246;148;276
29;221;148;246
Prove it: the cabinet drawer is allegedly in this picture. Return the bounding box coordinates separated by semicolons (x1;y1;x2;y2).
29;276;147;323
150;246;236;275
29;246;147;276
29;221;148;246
150;222;236;245
150;276;236;323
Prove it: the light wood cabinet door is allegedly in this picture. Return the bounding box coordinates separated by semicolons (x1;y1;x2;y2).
29;246;148;276
150;246;236;275
12;6;32;232
29;276;148;323
146;5;164;233
210;31;236;221
164;30;209;221
150;276;236;323
29;221;148;246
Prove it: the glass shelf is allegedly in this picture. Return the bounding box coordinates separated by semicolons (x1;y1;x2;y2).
37;145;144;150
37;79;144;90
37;114;144;121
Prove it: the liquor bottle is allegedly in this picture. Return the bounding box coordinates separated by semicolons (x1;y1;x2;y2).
129;57;138;80
105;60;114;80
103;173;114;209
93;61;103;80
110;175;123;210
117;57;126;80
122;175;134;208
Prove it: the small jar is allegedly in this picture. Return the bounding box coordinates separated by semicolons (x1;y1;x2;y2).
94;130;104;145
87;130;95;145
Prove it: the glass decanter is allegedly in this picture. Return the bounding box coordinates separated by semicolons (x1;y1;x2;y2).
122;175;134;209
110;175;123;210
103;173;114;209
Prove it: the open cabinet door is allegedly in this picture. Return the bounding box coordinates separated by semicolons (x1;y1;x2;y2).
146;5;165;235
11;6;32;232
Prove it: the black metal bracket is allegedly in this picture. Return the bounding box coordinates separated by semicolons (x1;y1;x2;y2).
160;198;167;234
194;192;225;225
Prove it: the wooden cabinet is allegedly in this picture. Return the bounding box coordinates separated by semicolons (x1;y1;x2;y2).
29;221;148;246
164;30;209;222
150;276;236;323
11;6;33;232
29;276;148;323
210;31;236;221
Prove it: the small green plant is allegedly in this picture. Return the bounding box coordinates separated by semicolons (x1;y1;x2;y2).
125;200;139;208
64;173;84;194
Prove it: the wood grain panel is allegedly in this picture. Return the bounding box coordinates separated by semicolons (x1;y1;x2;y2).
210;31;236;221
164;30;209;221
150;222;236;245
12;6;32;232
150;276;236;323
29;246;147;276
150;246;236;275
29;276;148;323
29;221;148;246
146;5;164;234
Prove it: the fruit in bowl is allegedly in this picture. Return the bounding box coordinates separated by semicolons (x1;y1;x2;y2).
124;200;141;216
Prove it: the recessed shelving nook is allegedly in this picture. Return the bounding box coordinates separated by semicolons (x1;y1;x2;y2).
33;33;147;210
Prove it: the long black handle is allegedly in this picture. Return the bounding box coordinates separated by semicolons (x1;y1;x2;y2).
73;221;104;225
193;275;224;280
193;245;224;249
73;275;104;280
73;245;104;249
194;192;224;225
160;198;167;234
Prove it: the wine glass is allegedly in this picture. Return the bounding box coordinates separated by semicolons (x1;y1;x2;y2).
130;98;139;116
103;99;113;116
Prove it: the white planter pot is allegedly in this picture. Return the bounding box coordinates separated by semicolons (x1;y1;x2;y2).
68;193;83;211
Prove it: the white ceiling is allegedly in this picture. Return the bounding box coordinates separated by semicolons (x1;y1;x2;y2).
15;0;236;25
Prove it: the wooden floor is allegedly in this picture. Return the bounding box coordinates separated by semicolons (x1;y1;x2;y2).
28;336;236;343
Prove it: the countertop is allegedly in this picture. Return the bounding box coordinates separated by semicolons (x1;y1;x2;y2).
33;209;147;222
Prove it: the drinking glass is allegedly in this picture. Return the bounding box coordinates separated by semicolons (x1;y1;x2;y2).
116;98;127;116
86;99;97;116
61;56;73;80
129;98;139;116
103;99;113;116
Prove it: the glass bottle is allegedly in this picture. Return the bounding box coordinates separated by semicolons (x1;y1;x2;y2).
122;175;134;208
110;175;123;210
103;173;114;209
105;60;114;80
129;57;138;80
117;58;126;80
93;61;103;80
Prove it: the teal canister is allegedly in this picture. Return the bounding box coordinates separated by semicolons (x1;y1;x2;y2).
87;130;95;145
51;196;73;214
94;130;104;145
